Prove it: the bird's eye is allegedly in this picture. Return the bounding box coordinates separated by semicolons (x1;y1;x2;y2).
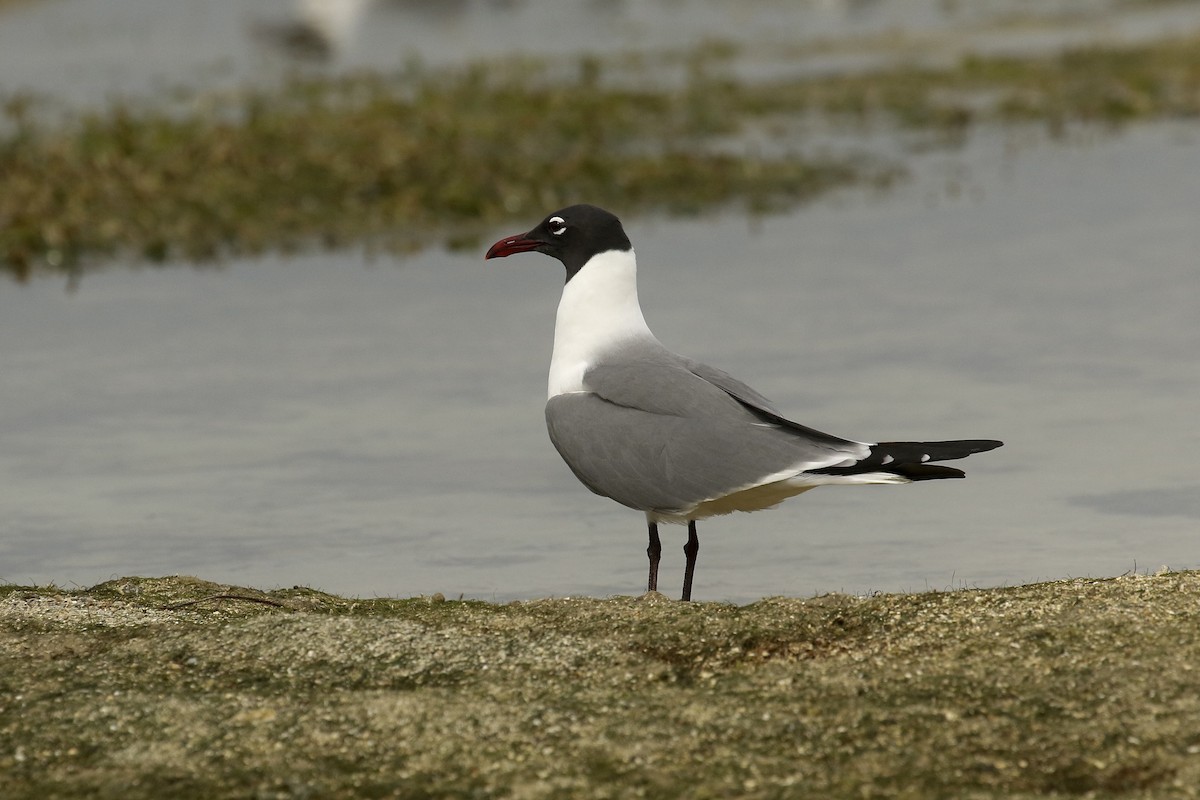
548;216;566;236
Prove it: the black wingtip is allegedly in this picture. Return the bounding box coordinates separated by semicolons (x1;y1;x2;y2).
808;438;1001;481
890;463;967;481
877;439;1003;462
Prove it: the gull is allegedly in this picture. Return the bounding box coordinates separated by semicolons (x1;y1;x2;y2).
486;204;1002;600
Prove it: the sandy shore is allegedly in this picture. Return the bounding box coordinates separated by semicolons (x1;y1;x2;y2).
3;572;1199;798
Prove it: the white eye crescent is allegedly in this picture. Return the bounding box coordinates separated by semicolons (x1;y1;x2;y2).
548;216;566;236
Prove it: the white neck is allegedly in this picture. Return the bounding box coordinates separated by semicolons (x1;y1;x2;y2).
547;248;655;398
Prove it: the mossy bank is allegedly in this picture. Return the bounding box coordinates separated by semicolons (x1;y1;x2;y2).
3;572;1199;798
5;33;1200;279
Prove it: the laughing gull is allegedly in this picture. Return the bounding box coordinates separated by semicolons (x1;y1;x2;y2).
485;204;1002;601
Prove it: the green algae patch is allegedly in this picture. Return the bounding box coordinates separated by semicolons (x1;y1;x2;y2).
4;34;1200;279
4;572;1200;798
0;66;869;280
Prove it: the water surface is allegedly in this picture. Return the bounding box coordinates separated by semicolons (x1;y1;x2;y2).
3;124;1197;601
5;0;1200;109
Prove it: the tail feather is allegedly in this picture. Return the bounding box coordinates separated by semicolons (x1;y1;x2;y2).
876;439;1004;463
810;439;1002;482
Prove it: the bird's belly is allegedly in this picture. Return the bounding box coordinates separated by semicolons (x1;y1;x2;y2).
651;481;818;524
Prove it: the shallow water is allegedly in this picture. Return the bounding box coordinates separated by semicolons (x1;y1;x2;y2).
3;123;1198;601
4;0;1200;109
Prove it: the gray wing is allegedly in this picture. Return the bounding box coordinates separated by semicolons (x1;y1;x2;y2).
681;356;861;449
680;357;783;415
543;342;866;514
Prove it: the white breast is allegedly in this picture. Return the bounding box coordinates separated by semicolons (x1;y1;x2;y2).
547;249;656;398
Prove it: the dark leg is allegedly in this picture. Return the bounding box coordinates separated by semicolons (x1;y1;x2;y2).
646;522;662;592
681;521;699;602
